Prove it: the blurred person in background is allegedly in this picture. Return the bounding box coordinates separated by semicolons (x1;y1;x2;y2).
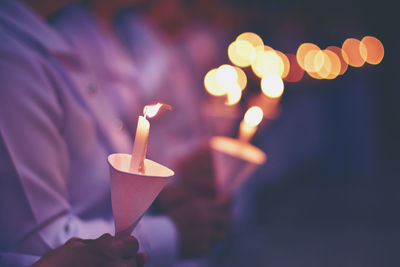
207;1;400;267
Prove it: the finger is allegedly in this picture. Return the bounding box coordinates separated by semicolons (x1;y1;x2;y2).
113;235;140;259
65;237;86;247
136;252;147;266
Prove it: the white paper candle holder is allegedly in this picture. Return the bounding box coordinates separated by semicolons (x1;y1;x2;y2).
108;153;174;235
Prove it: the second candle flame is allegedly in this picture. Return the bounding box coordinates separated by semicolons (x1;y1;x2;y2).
244;106;263;126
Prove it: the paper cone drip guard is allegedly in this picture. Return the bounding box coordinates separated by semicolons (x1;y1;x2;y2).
108;153;174;234
210;137;266;194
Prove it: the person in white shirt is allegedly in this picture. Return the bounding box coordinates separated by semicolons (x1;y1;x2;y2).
0;0;176;266
0;0;229;266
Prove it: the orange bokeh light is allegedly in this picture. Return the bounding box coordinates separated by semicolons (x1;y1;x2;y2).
326;46;348;75
284;54;304;82
275;50;291;79
341;38;367;67
323;49;341;79
233;66;247;91
361;36;384;65
296;43;320;70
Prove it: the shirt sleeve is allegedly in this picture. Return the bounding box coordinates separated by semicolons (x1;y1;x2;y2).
0;47;179;264
0;46;114;253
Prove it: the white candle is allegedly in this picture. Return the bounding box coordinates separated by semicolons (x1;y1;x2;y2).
129;103;168;174
129;115;150;173
238;121;257;142
238;106;263;142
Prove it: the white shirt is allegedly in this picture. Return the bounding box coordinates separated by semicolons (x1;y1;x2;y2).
0;1;178;266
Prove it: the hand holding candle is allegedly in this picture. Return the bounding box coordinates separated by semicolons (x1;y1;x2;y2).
238;106;264;142
209;106;266;195
108;102;173;234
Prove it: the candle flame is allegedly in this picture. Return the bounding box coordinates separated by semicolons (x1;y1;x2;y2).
244;106;263;127
143;103;171;119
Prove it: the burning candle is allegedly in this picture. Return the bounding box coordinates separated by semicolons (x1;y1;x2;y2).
238;106;263;142
129;103;166;173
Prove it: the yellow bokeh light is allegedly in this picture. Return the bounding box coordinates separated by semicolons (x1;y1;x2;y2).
244;106;264;126
204;68;226;96
228;41;253;67
261;73;284;98
225;84;242;106
313;50;331;79
216;64;238;88
233;66;247;90
296;43;320;70
360;36;384;65
236;32;264;51
236;40;257;64
323;49;341;79
314;50;327;72
204;64;245;103
252;50;284;78
228;32;265;68
342;38;367;67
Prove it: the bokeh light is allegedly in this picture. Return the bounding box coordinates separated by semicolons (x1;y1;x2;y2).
314;50;331;79
236;32;264;51
304;48;322;73
275;50;291;78
323;49;341;79
284;54;304;82
341;38;367;67
216;64;238;88
233;66;247;90
252;49;285;78
296;43;320;70
303;49;323;79
204;64;244;105
204;68;226;96
326;46;348;75
360;36;384;65
228;40;255;67
244;106;264;126
226;84;242;105
261;73;284;98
